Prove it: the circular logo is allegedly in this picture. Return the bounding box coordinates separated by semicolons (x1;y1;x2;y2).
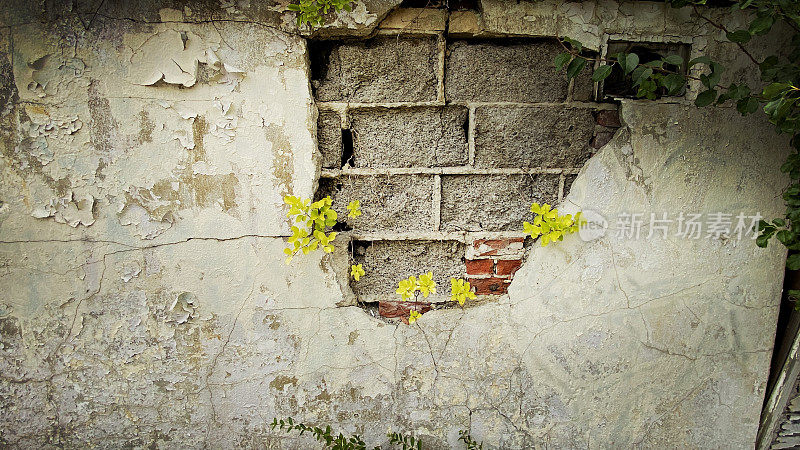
579;209;608;242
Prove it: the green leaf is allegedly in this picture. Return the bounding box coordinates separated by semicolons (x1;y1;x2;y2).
763;82;789;100
756;233;772;248
689;55;712;67
695;89;717;107
631;67;653;86
737;96;759;115
788;289;800;300
777;229;793;245
788;254;800;270
554;52;572;71
749;14;775;35
662;54;684;66
661;73;686;95
726;30;752;43
563;37;583;53
623;53;639;75
566;57;587;80
644;60;664;69
774;218;787;227
592;64;613;81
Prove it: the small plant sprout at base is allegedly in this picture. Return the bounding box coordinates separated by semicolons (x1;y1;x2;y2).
523;202;583;247
350;264;365;281
450;278;477;306
347;200;361;218
283;195;338;264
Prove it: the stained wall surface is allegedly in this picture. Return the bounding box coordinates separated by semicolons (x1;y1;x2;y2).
0;1;792;448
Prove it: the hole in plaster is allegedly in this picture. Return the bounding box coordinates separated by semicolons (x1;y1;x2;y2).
311;35;619;321
341;129;354;168
603;41;690;99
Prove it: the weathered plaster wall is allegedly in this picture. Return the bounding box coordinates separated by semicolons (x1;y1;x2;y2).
0;0;792;448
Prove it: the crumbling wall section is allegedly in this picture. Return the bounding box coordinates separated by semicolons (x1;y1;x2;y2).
314;31;620;315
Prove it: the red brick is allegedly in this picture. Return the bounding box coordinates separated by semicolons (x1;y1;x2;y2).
469;277;511;295
472;238;525;258
591;131;615;149
379;301;432;319
466;259;494;275
595;110;621;127
496;259;522;276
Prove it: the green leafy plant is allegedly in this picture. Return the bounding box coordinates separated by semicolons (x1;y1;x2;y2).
348;200;362;218
458;430;484;450
271;417;367;449
555;0;800;269
271;417;480;449
523;203;582;246
287;0;355;28
387;431;422;449
284;195;338;264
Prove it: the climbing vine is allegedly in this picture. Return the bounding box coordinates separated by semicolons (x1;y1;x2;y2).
271;417;479;449
556;0;800;270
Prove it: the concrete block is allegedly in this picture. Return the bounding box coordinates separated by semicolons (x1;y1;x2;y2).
316;175;435;232
351;240;466;301
349;106;468;168
440;174;559;231
318;110;342;168
474;105;595;168
378;8;447;31
312;36;439;103
445;39;568;102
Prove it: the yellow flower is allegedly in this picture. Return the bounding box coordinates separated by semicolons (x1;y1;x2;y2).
408;310;422;324
347;200;362;218
418;272;436;298
450;278;476;306
396;276;419;301
350;264;365;281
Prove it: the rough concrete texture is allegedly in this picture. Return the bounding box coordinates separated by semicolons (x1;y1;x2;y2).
312;36;439;103
351;240;466;302
446;39;569;103
318;110;343;168
349;106;469;168
0;1;793;449
317;175;435;232
474;105;596;168
440;174;560;231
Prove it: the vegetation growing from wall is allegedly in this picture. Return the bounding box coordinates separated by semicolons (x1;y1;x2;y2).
288;0;355;27
556;0;800;271
271;417;481;449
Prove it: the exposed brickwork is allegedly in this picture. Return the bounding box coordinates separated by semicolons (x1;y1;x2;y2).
441;175;560;232
445;39;569;103
469;277;511;295
317;176;436;232
310;33;617;310
466;259;494;276
349;106;468;168
351;240;466;302
496;259;523;277
311;36;438;103
318;111;342;169
595;110;621;127
474;106;595;169
379;301;433;321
